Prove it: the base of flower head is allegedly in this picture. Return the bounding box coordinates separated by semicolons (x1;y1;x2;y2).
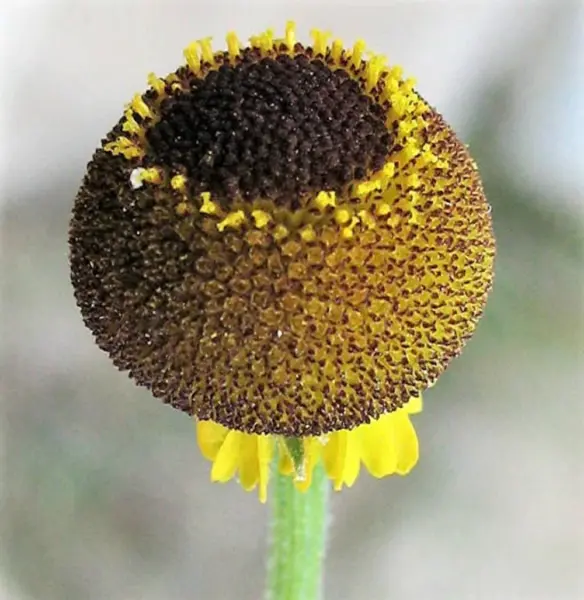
196;396;422;502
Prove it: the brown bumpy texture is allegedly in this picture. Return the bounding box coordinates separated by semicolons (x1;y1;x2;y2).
145;51;391;204
70;43;495;436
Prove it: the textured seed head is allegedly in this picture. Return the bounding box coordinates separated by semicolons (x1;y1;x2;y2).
145;51;391;204
69;26;495;436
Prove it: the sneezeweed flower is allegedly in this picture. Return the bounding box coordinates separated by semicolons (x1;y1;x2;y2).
69;23;495;503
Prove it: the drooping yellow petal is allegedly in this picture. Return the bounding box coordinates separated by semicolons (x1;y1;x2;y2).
199;420;274;502
257;436;273;503
210;430;240;482
238;434;260;491
322;430;346;485
322;430;361;490
196;420;228;461
404;394;423;414
195;397;421;499
392;412;419;474
339;432;361;489
356;414;398;478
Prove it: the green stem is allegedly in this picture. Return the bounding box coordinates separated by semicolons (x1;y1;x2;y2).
266;459;329;600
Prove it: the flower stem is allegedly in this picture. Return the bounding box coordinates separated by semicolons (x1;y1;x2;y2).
266;459;329;600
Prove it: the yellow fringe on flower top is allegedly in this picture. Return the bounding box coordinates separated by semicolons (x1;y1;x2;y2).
197;396;421;503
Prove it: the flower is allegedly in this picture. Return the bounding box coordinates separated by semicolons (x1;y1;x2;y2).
197;395;422;503
69;23;495;501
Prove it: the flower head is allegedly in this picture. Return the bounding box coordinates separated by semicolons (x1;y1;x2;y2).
69;23;495;500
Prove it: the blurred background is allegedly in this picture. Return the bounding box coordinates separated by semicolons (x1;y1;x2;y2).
1;1;583;599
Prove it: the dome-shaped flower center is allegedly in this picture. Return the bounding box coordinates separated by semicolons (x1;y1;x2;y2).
145;52;391;204
69;27;495;438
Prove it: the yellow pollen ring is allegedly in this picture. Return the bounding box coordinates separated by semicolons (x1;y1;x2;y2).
199;192;218;215
382;162;396;180
351;39;366;68
310;29;331;56
300;225;317;242
285;21;296;51
103;137;143;159
273;224;289;241
408;207;422;225
184;42;201;74
381;66;403;100
405;173;421;189
141;168;162;184
366;54;387;91
251;209;271;229
390;65;404;80
129;94;152;119
251;30;274;53
386;213;401;228
334;207;352;225
389;92;409;119
398;119;418;138
357;210;377;230
217;210;246;232
226;32;240;59
198;37;214;63
376;202;391;216
356;179;381;196
165;73;181;85
418;148;438;167
147;72;166;96
171;174;187;191
341;216;360;239
122;110;142;135
314;190;336;211
261;29;274;52
402;77;417;93
331;39;343;63
401;141;421;163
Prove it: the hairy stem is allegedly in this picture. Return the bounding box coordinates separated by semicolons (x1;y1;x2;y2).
265;459;329;600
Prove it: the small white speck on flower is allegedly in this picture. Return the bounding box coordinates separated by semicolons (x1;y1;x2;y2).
276;330;283;338
130;168;145;189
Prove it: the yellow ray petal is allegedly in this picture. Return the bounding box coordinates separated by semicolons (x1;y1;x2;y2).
197;388;422;499
322;430;346;485
257;436;273;503
196;420;228;461
238;434;259;491
404;395;423;414
393;413;419;474
210;430;240;482
322;430;361;490
357;414;398;478
340;432;361;489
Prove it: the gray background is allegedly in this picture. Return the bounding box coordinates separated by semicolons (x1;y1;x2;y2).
1;1;583;599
